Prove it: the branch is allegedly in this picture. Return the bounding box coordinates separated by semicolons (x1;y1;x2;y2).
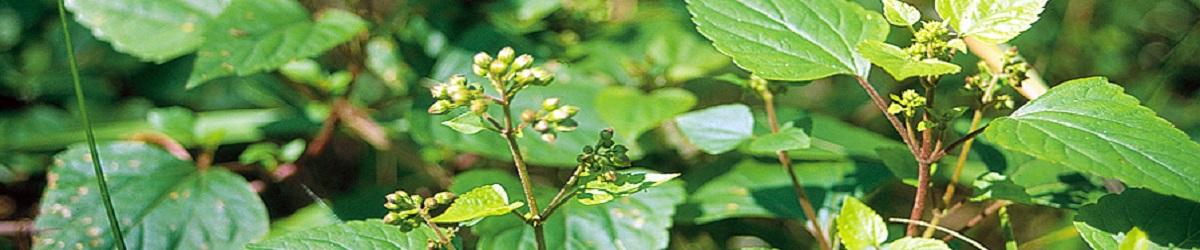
888;218;989;250
762;92;831;250
853;76;920;156
964;37;1048;100
540;167;585;220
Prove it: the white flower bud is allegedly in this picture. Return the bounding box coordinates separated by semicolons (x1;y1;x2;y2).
512;54;533;71
497;47;515;64
473;52;493;67
542;98;560;111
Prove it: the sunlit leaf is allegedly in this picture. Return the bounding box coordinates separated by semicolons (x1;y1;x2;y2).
936;0;1048;44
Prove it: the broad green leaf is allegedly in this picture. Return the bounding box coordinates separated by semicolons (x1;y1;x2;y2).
984;77;1200;202
1120;228;1151;250
266;203;341;239
885;237;951;250
247;220;436;249
595;86;696;144
856;40;960;81
675;104;754;154
746;127;811;154
441;112;487;135
836;197;887;250
187;0;367;88
687;0;889;80
786;112;903;160
35;142;268;249
577;172;679;205
65;0;229;62
970;172;1033;204
882;0;921;26
472;171;685;250
431;184;525;224
679;159;891;224
1074;189;1200;250
935;0;1049;44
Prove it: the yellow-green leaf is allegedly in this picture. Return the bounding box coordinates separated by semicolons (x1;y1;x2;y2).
837;197;887;250
882;0;921;26
857;40;960;81
935;0;1048;44
431;184;524;224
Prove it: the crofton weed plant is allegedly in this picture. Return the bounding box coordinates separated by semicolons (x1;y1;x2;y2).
9;0;1200;249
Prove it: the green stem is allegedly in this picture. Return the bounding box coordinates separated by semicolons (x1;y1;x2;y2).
761;91;830;250
499;104;546;250
540;167;584;220
56;2;126;249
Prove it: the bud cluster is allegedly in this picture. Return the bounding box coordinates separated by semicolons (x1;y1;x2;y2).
428;75;489;115
887;89;927;118
905;21;956;60
963;49;1028;110
473;47;554;95
576;129;631;179
382;190;456;232
521;98;580;142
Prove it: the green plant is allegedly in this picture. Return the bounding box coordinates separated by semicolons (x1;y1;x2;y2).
8;0;1200;249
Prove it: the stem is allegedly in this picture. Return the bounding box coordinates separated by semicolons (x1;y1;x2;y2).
888;218;989;250
923;109;984;238
57;2;127;249
853;76;920;156
907;161;931;236
762;93;831;250
941;200;1011;241
963;37;1048;100
499;104;546;250
419;211;456;250
541;167;584;220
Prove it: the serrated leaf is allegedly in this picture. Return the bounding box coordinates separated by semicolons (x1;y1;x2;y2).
675;104;754;154
577;172;679;205
431;184;525;224
1073;189;1200;250
187;0;367;88
595;86;696;145
984;77;1200;202
885;237;951;250
34;142;268;249
857;40;960;81
247;220;436;249
836;197;887;250
746;127;811;154
687;0;889;80
882;0;921;26
471;171;685;250
935;0;1048;44
65;0;229;62
441;112;487;134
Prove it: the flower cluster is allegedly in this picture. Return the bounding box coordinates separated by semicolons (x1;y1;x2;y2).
905;21;956;60
428;75;488;115
577;129;631;177
888;89;927;118
473;47;554;96
521;98;581;142
382;190;455;232
964;48;1028;110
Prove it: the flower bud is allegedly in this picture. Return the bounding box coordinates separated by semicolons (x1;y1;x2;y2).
532;68;554;85
448;75;467;86
473;65;488;76
521;110;537;123
560;105;580;116
548;109;571;122
470;99;489;114
497;47;515;64
600;129;614;140
450;90;472;103
541;133;557;143
433;192;456;204
556;119;578;132
280;59;324;84
489;60;508;76
430;84;448;99
542;98;560;111
514;70;535;85
473;52;493;67
534;120;551;132
512;54;534;71
428;100;451;114
383;212;402;224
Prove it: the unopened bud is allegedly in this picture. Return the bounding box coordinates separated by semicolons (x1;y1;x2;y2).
433;192;456;204
541;133;557;143
470;99;488;114
428;100;451;114
473;65;487;76
512;54;533;71
497;47;515;64
600;129;614;140
448;75;467;86
548;109;571;122
556;119;578;132
534;120;551;132
542;98;560;111
473;52;493;67
532;68;554;85
521;110;537;123
514;70;535;85
489;60;508;76
430;85;448;99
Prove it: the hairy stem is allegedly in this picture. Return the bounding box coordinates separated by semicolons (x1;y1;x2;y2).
57;2;126;249
762;93;831;250
499;104;546;250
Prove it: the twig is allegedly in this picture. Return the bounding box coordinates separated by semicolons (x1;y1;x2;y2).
888;218;988;250
942;200;1011;241
419;210;456;250
0;220;34;236
129;133;192;160
854;76;920;156
498;104;546;250
540;167;585;220
762;91;831;250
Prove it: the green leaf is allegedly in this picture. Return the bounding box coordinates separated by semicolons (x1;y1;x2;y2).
595;86;696;144
34;142;268;249
687;0;889;80
984;77;1200;202
679;159;892;224
882;0;921;26
577;172;679;205
885;237;951;250
266;203;340;239
836;197;887;250
247;220;437;249
1119;228;1151;250
1074;189;1200;249
441;112;487;135
431;184;525;224
970;172;1034;204
147;106;197;142
675;104;755;154
187;0;367;88
65;0;229;62
856;40;960;81
746;127;811;154
473;171;685;250
935;0;1049;44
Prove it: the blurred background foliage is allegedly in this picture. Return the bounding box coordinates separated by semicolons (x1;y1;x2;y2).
0;0;1197;249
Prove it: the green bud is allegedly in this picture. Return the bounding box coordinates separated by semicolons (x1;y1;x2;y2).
600;128;614;140
383;212;402;224
547;109;571;122
541;133;557;143
473;52;493;68
512;54;534;71
430;84;448;99
450;90;472;103
470;99;489;114
533;120;551;132
532;68;554;85
488;60;508;77
556;119;578;132
280;59;324;84
560;105;580;116
542;98;560;111
448;75;467;86
520;110;537;123
497;47;515;64
473;64;488;76
583;145;594;154
428;100;452;114
433;192;456;204
514;70;535;85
